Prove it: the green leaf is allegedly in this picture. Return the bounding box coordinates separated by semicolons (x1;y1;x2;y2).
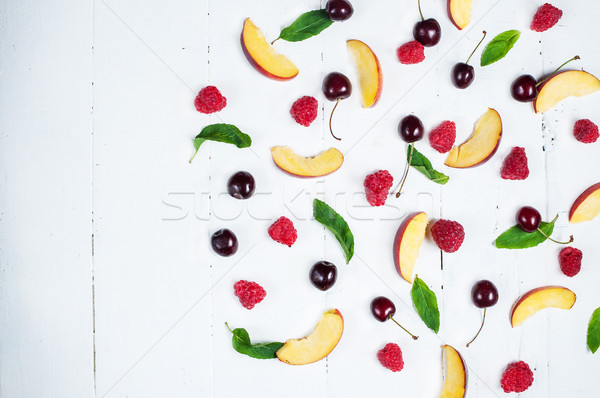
587;307;600;354
313;198;354;263
408;145;449;185
278;10;334;42
495;217;556;249
226;324;283;359
190;124;251;163
411;276;440;333
480;30;520;67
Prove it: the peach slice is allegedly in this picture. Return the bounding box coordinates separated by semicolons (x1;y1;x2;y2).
510;286;576;328
445;108;502;168
276;309;344;365
393;212;428;283
271;146;343;177
447;0;472;30
441;345;467;398
241;18;299;81
534;70;600;113
569;182;600;223
347;39;383;108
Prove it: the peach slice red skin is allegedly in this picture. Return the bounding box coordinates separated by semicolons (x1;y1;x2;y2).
347;39;383;108
447;0;472;30
270;146;344;178
393;212;428;283
441;345;468;398
533;70;600;113
569;182;600;223
510;286;576;328
240;18;298;81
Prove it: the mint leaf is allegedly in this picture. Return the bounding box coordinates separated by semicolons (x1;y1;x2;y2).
313;198;354;263
587;307;600;354
495;217;556;249
408;145;449;185
190;124;251;163
411;276;440;333
278;10;333;42
480;30;520;67
226;323;283;359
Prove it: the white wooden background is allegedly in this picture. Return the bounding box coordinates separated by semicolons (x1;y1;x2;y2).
1;0;599;397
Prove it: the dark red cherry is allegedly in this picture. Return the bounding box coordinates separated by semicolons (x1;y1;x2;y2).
370;296;396;322
323;72;352;101
398;115;424;143
452;63;475;88
413;18;441;47
451;31;486;89
516;206;541;233
471;280;499;308
309;261;337;291
511;75;538;102
227;171;255;199
325;0;354;21
323;72;352;140
371;296;418;339
211;229;238;256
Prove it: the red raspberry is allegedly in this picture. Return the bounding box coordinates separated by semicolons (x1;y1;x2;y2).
194;86;227;114
364;170;394;206
500;361;534;393
268;216;297;247
290;96;318;127
377;343;404;372
233;280;266;310
396;41;425;65
501;147;529;180
431;219;465;253
558;247;582;277
573;119;599;143
531;3;563;32
429;121;456;153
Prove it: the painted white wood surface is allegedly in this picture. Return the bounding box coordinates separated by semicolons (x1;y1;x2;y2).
1;0;599;397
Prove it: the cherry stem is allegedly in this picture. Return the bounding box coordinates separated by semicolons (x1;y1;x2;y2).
271;37;280;45
536;55;580;87
395;143;414;198
389;315;419;340
329;98;342;141
466;308;486;347
417;0;424;20
536;227;574;245
465;31;487;65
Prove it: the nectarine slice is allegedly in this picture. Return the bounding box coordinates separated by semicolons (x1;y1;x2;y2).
241;18;298;81
441;345;467;398
447;0;472;30
271;146;343;177
276;309;344;365
510;286;576;327
393;212;428;283
569;182;600;223
347;39;383;108
445;108;502;168
534;70;600;113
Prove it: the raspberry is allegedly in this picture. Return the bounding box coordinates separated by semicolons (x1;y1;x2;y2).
501;147;529;180
429;121;456;153
364;170;394;206
396;41;425;65
531;3;563;32
290;96;318;127
558;247;582;277
194;86;227;114
500;361;534;393
573;119;599;143
268;216;297;247
431;219;465;253
377;343;404;372
233;280;266;310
